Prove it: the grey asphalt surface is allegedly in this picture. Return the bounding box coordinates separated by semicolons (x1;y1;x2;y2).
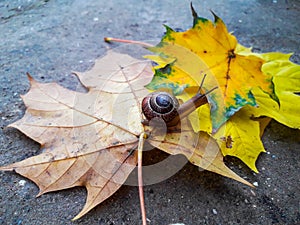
0;0;299;224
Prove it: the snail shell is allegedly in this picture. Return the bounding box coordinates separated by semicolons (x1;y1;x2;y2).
141;92;180;126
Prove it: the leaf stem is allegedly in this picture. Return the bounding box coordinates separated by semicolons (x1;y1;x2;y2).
104;37;153;48
138;133;148;225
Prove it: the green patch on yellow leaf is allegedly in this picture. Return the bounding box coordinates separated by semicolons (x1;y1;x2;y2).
144;60;190;95
179;90;265;172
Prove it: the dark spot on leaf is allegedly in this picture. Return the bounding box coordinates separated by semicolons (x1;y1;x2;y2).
203;50;207;53
225;135;233;148
49;156;55;162
157;64;172;75
247;92;255;103
151;61;158;67
174;28;184;32
228;49;236;59
295;92;300;96
55;113;62;117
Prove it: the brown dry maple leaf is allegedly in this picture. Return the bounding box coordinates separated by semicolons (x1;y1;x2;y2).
0;51;251;220
1;51;153;219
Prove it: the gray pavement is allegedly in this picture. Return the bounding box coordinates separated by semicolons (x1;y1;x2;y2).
0;0;299;224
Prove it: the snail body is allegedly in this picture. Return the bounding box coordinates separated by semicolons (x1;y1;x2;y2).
141;90;210;127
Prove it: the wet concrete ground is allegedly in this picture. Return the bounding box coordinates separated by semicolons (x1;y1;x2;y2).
0;0;299;224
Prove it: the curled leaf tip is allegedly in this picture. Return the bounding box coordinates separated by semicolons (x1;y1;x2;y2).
210;10;220;23
163;24;175;34
26;72;33;81
190;2;198;21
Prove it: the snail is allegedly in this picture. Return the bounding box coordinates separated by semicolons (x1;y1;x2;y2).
141;85;216;127
141;91;180;127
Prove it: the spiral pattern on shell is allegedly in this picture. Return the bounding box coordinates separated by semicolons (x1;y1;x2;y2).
141;92;180;126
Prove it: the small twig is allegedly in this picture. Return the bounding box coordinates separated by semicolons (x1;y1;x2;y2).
104;37;153;48
138;133;147;225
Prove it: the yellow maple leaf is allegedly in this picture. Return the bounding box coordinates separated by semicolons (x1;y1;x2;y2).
145;5;300;172
146;5;273;131
240;51;300;129
178;49;300;171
